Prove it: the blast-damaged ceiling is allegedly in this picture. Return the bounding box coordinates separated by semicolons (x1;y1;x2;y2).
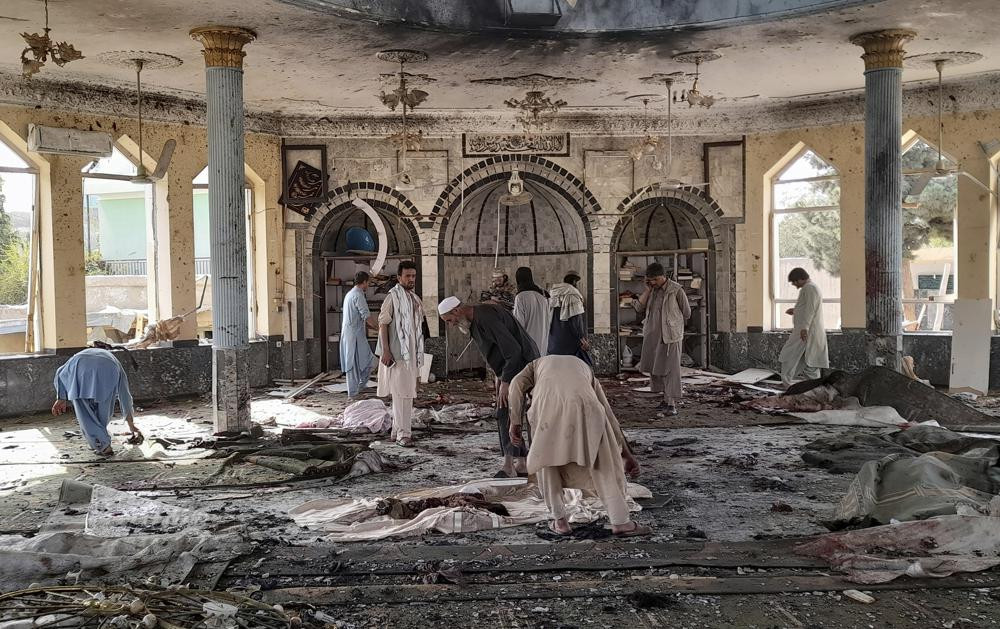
0;0;998;120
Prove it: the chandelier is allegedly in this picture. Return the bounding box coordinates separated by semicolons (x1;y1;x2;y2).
20;0;84;79
624;94;667;164
376;50;433;171
505;90;567;131
672;51;721;109
471;73;593;133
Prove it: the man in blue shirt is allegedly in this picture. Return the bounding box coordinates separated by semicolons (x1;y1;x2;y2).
52;348;141;456
340;271;377;397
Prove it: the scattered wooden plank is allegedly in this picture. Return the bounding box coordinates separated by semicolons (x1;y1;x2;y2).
724;368;778;384
284;372;329;399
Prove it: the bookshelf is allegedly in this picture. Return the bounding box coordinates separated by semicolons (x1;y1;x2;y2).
615;249;711;371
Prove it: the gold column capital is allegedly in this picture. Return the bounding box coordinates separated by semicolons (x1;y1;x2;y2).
849;29;916;70
190;26;257;69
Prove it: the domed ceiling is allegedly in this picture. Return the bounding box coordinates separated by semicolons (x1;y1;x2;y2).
277;0;872;34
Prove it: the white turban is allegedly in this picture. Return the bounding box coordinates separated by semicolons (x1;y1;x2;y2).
438;296;461;316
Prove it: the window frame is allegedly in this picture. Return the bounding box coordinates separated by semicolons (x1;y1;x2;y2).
769;148;842;330
899;135;958;333
192;169;257;339
0;137;41;352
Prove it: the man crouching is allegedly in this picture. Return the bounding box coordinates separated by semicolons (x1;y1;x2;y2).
508;355;652;537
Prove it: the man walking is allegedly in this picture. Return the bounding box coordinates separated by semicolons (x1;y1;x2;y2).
439;297;538;477
635;262;690;415
340;271;376;398
778;267;829;385
376;261;424;447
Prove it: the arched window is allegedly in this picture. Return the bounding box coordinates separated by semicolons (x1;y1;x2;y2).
192;167;256;339
901;135;957;332
0;137;39;353
80;146;154;343
770;148;841;329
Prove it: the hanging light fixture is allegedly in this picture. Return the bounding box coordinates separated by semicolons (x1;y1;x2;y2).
498;167;533;207
471;73;593;134
376;49;433;191
20;0;84;79
624;94;666;164
672;51;722;109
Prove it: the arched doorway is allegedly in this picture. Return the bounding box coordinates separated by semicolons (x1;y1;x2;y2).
611;187;734;371
434;156;596;372
305;183;421;370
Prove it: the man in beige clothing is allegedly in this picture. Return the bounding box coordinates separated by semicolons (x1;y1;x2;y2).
509;355;651;536
636;262;691;415
376;260;424;447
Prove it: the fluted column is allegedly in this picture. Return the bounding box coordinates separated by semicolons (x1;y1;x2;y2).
850;29;915;370
191;26;256;432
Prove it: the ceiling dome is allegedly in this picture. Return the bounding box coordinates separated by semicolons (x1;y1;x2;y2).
278;0;875;35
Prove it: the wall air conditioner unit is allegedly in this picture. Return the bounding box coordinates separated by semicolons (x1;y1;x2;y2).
27;124;113;158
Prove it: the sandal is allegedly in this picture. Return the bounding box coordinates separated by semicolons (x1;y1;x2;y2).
95;446;115;457
548;521;573;536
396;437;414;448
494;470;511;478
613;522;654;538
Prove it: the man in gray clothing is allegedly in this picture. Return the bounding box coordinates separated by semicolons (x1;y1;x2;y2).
439;297;539;477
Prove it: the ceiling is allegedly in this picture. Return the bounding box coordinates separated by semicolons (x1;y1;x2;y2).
0;0;998;118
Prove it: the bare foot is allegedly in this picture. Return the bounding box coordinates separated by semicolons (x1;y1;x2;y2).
549;518;572;535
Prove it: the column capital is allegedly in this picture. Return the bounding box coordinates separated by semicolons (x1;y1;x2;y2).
190;26;256;69
849;29;916;70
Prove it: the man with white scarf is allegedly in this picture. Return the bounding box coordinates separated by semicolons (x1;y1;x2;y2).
376;260;424;447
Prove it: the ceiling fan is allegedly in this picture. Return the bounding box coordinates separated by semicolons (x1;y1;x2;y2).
636;72;709;191
902;52;991;205
98;51;182;184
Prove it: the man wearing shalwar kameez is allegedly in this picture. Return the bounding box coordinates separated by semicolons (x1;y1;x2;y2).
513;266;549;358
779;267;829;385
340;271;376;398
439;297;538;478
635;262;691;415
508;355;651;537
51;348;141;456
547;271;592;365
376;261;424;447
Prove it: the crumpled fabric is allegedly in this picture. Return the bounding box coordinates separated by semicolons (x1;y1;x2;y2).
294;399;391;433
289;479;651;542
0;482;248;591
795;514;1000;583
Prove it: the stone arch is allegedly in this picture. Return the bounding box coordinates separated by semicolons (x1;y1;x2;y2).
432;154;599;310
300;182;422;353
611;186;736;334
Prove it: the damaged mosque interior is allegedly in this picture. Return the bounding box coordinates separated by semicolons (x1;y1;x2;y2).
7;0;1000;626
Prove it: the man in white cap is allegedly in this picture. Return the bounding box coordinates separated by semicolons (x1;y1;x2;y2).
376;260;424;447
439;296;538;477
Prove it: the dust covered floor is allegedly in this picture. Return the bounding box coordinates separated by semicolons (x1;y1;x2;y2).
2;377;1000;628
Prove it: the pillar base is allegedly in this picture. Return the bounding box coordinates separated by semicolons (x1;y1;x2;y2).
865;333;902;371
213;346;251;433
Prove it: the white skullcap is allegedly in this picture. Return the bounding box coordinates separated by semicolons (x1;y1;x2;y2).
438;296;461;315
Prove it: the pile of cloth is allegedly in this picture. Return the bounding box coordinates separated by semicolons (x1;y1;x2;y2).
795;423;1000;584
289;478;651;542
0;481;248;591
294;399;391;432
747;367;994;428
